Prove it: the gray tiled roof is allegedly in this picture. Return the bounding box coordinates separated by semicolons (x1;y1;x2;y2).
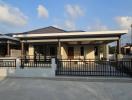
18;26;66;35
6;26;84;36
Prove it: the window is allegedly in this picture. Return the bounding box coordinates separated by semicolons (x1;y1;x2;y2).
50;47;56;56
80;47;84;56
94;47;98;56
68;47;74;59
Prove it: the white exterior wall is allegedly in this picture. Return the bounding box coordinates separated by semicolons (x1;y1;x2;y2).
0;68;55;78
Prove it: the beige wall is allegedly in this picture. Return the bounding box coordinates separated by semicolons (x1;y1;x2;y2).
97;45;103;60
28;44;34;59
74;46;81;59
10;49;21;57
85;46;95;59
61;45;95;59
27;43;109;60
61;44;68;59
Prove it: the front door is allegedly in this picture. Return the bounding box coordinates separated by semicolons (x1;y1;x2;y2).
68;47;74;59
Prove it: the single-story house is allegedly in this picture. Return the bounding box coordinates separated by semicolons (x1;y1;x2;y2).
0;26;128;60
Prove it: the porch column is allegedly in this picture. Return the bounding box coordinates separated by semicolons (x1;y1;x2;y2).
7;40;10;56
116;38;122;60
103;44;109;60
57;39;61;59
117;40;121;54
21;42;24;58
28;44;34;59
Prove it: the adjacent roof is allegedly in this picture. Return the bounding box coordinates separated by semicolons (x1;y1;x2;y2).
122;43;132;47
0;34;19;41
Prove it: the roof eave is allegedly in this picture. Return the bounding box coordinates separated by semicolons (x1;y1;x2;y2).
13;30;128;38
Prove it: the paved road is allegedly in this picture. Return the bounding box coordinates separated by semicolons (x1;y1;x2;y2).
0;77;132;100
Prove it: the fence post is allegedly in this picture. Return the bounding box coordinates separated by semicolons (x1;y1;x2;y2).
16;58;21;69
51;57;56;71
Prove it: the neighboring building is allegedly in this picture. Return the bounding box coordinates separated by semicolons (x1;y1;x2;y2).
0;34;20;57
122;43;132;55
0;26;128;60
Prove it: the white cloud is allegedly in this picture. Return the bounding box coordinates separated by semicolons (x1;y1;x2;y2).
86;20;108;31
115;16;132;29
53;4;84;30
65;4;84;19
0;3;28;26
63;20;76;30
37;5;49;19
53;20;76;30
115;16;132;44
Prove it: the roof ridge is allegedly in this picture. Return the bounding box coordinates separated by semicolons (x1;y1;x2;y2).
24;26;66;33
48;26;67;32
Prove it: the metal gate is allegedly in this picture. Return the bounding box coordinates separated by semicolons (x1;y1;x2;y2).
56;59;132;77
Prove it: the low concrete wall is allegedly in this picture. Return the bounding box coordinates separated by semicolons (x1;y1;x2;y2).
0;58;56;78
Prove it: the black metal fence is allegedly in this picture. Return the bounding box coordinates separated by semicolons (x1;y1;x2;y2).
56;59;132;77
21;59;51;68
0;58;132;77
0;59;16;68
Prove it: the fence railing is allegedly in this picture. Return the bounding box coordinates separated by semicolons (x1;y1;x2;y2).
0;59;16;68
22;55;56;60
56;59;132;77
21;59;51;68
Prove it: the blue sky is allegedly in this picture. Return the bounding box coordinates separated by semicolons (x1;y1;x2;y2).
0;0;132;43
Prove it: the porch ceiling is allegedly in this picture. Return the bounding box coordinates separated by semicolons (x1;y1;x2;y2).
67;40;115;45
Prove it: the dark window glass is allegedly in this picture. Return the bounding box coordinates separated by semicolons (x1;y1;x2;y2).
94;47;98;56
50;47;56;56
80;47;84;56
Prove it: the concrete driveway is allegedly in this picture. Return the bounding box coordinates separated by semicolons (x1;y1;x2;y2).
0;77;132;100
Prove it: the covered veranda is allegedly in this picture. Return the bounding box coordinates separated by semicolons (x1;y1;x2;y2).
0;34;20;57
18;32;124;61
